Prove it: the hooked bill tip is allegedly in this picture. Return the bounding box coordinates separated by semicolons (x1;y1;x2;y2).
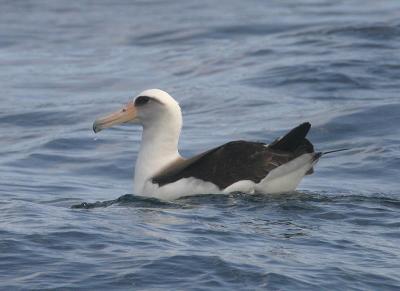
93;121;102;133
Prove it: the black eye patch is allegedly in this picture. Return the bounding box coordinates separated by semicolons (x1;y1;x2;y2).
134;96;151;106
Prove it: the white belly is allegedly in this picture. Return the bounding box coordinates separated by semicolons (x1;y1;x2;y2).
140;177;222;200
136;153;317;200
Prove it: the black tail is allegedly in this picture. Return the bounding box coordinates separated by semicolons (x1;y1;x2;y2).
269;122;313;153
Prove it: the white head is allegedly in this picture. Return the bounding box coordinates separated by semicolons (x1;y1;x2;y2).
93;89;182;133
93;89;183;193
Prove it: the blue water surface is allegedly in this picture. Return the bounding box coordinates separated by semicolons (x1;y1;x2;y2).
1;0;400;290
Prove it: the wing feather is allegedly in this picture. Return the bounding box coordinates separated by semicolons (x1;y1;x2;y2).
152;123;315;189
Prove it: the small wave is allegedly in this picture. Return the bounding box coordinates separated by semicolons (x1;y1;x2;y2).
324;23;400;41
120;254;313;290
71;194;175;209
71;191;400;210
243;64;369;90
287;23;400;41
0;110;78;128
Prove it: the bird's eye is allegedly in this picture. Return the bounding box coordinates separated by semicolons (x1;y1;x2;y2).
135;96;151;106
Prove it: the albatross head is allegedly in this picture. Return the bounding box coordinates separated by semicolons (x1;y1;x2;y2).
93;89;184;193
93;89;182;133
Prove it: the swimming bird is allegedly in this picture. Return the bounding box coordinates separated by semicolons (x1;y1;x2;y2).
93;89;321;200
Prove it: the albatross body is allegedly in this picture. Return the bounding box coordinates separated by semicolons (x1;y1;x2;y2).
93;89;320;200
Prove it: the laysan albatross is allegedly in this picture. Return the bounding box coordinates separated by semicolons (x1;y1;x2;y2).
93;89;322;200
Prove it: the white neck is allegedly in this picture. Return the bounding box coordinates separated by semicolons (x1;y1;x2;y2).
133;119;182;194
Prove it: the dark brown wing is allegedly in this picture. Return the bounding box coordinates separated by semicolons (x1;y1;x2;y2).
152;123;315;189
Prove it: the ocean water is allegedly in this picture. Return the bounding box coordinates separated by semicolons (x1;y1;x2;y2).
1;0;400;289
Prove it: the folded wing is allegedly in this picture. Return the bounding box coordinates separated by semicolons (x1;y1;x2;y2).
152;122;315;189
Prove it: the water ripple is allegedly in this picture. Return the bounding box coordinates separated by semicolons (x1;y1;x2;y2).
1;0;400;290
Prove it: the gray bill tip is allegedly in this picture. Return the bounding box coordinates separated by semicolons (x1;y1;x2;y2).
93;121;102;133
